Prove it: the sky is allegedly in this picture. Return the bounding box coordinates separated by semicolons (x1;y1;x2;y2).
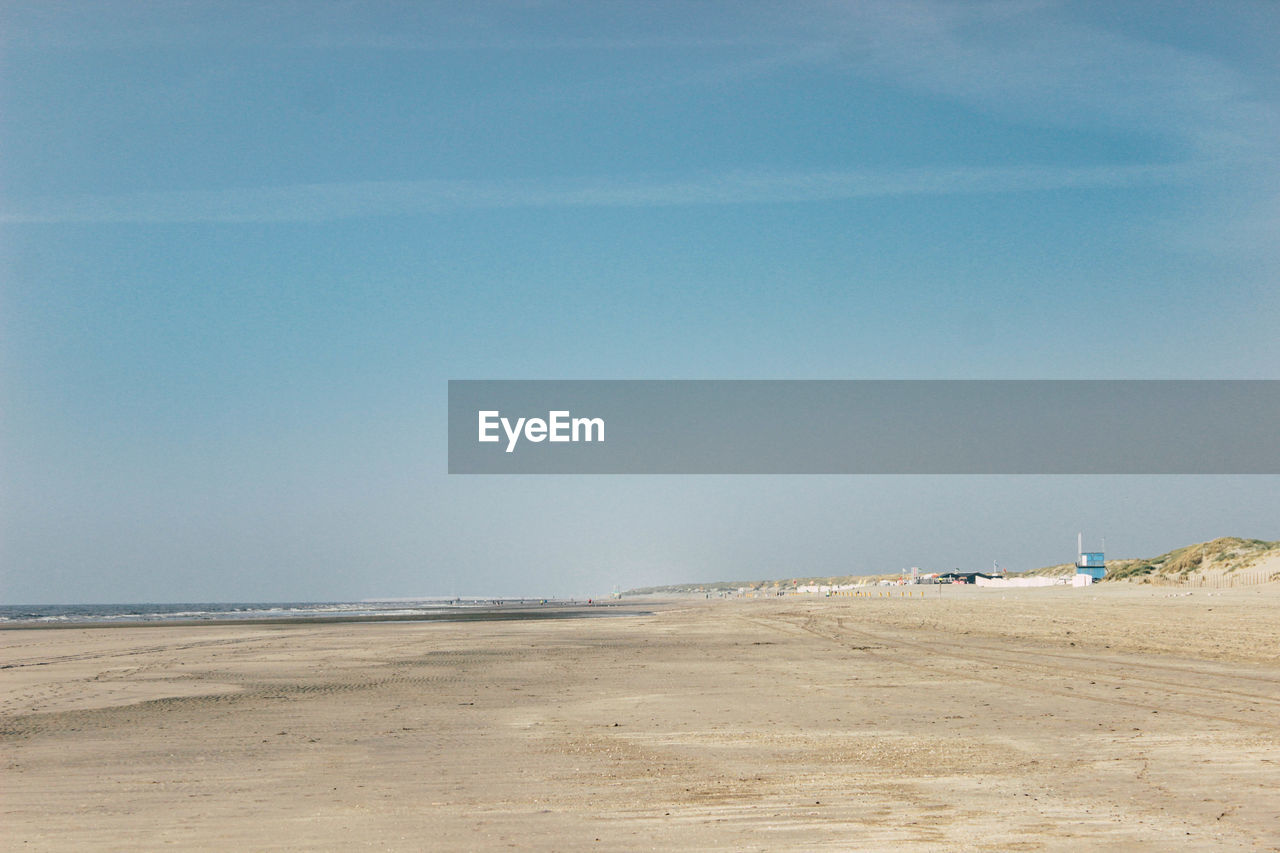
2;1;1278;603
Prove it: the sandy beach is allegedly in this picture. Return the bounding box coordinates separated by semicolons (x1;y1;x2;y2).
4;585;1279;851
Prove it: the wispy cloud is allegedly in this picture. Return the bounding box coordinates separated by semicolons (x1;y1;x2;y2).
0;162;1198;224
795;0;1280;261
4;0;1273;241
10;1;1274;161
812;0;1280;161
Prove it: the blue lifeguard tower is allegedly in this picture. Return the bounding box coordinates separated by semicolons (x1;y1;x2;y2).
1076;533;1106;580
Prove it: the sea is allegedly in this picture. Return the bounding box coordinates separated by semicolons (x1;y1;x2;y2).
0;599;600;626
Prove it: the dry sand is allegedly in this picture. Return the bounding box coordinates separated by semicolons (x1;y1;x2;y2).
3;585;1279;851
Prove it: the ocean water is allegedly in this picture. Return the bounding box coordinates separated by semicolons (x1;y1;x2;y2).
0;599;574;626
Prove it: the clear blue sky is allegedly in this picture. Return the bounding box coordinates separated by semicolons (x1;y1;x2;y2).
2;2;1278;602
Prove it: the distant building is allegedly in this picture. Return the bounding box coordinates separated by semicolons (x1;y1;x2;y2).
936;572;994;584
1076;533;1106;580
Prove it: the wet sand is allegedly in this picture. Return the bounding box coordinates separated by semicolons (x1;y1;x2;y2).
3;585;1279;850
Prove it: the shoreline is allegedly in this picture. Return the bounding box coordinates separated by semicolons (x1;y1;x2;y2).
0;602;656;632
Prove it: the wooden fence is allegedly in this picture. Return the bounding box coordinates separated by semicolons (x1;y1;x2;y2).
1137;568;1278;588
